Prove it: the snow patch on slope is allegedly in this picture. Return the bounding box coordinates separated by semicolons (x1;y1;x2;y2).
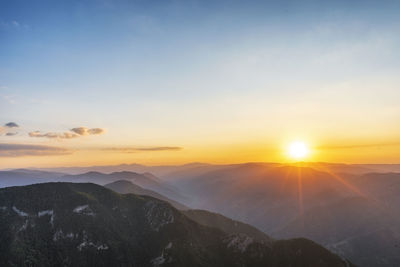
73;205;95;216
151;242;173;266
53;229;76;241
151;253;166;266
225;233;254;253
77;241;108;251
38;210;53;217
38;209;55;225
12;206;28;217
76;231;108;251
77;241;109;251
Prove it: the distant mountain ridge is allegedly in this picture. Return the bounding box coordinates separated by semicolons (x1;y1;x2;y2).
0;169;65;188
58;171;187;204
0;169;187;205
20;161;400;177
105;180;188;210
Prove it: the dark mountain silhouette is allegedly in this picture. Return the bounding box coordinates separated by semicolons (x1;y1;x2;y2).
0;182;352;267
183;209;273;244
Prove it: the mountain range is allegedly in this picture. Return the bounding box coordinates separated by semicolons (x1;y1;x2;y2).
0;182;353;267
0;169;187;205
1;162;400;266
167;163;400;267
24;162;400;176
104;180;188;210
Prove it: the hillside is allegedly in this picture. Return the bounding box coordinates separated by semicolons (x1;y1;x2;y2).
0;182;352;267
275;197;400;267
183;209;273;243
175;164;355;230
172;163;400;266
105;180;189;210
0;169;188;208
58;171;186;203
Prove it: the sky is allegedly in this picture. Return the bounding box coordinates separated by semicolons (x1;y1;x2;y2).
1;0;400;168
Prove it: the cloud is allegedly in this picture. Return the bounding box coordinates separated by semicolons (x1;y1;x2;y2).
135;146;182;151
70;127;105;136
318;142;400;150
70;127;87;135
28;131;79;139
88;128;105;135
5;122;19;128
102;146;183;153
0;143;72;157
28;126;105;140
0;122;20;136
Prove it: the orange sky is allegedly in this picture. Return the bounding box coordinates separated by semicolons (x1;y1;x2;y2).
1;0;400;168
1;137;399;169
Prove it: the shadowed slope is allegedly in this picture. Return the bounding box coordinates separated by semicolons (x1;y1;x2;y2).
0;182;352;267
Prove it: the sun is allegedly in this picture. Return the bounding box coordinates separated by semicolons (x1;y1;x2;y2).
287;141;310;160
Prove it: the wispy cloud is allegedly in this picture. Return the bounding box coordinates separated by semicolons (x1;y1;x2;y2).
0;143;72;157
29;126;105;140
102;146;183;153
29;131;79;139
318;142;400;150
134;146;183;151
0;20;30;31
70;127;105;136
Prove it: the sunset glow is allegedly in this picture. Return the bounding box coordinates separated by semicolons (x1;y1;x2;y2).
1;0;400;168
1;2;399;266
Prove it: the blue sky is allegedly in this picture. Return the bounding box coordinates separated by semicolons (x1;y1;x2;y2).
1;0;400;167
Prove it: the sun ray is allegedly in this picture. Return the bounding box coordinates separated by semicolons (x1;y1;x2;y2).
313;162;368;198
277;165;294;196
297;168;303;215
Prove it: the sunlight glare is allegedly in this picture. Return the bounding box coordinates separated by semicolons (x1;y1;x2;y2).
288;141;309;160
